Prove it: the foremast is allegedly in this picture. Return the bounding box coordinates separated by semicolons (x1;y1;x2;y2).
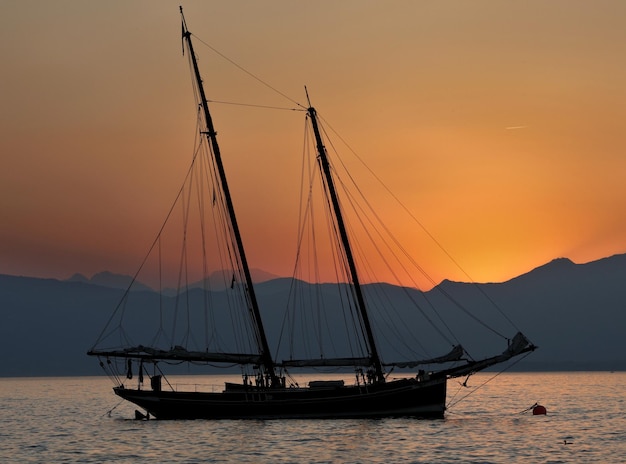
180;8;279;387
307;106;385;383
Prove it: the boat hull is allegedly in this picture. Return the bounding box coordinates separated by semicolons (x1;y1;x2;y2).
114;377;447;419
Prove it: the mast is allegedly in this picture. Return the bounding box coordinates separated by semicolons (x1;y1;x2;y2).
307;106;385;383
180;8;279;386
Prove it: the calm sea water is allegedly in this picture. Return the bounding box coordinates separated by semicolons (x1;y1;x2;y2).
1;372;624;463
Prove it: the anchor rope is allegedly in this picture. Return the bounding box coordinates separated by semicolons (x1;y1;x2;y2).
446;351;532;410
102;398;126;418
518;402;541;414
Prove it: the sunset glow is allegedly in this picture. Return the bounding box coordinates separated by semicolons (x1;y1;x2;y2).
1;1;625;289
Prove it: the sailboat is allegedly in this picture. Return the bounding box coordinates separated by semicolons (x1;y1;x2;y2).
87;9;536;419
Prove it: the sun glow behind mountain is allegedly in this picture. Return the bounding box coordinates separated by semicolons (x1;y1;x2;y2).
1;1;625;289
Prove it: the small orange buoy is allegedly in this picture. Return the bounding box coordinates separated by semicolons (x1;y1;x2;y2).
532;404;547;415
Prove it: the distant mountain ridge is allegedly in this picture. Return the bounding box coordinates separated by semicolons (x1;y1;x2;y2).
1;253;625;377
66;268;279;293
67;271;153;292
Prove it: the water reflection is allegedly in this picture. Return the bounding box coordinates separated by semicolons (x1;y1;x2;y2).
1;373;625;463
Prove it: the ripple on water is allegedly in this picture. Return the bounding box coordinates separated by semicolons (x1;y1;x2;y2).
0;373;625;463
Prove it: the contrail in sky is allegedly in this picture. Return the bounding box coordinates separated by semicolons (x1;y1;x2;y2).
505;125;528;130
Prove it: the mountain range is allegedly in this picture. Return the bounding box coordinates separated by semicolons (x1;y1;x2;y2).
66;268;279;293
1;254;625;377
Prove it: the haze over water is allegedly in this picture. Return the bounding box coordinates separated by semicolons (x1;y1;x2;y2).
2;372;624;463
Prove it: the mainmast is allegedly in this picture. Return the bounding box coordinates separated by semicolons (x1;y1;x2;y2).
180;8;279;386
307;106;385;383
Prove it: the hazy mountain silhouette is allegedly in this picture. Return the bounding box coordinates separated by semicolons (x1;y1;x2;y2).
66;268;279;294
1;254;625;377
67;271;153;292
174;268;280;292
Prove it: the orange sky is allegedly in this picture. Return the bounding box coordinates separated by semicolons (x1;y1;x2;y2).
1;1;625;289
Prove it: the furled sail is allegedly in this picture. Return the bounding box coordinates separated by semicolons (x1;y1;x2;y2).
280;357;372;368
88;346;263;364
383;345;465;368
436;332;536;379
280;345;465;369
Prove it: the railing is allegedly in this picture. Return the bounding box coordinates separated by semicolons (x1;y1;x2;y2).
171;382;223;393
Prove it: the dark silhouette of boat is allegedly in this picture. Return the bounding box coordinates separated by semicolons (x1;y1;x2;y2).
88;8;535;419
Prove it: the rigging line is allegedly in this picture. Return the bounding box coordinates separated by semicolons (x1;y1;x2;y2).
195;96;237;346
90;126;206;350
149;239;173;350
331;183;438;354
318;179;364;349
178;140;200;348
331;161;458;347
312;116;381;360
196;141;231;352
172;116;205;346
317;113;518;337
158;237;163;330
191;33;306;109
308;137;365;357
201;129;258;356
206;99;305;112
446;351;533;410
324;186;370;359
275;121;316;360
199;149;222;349
319;121;466;344
203;142;233;350
194;150;211;351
